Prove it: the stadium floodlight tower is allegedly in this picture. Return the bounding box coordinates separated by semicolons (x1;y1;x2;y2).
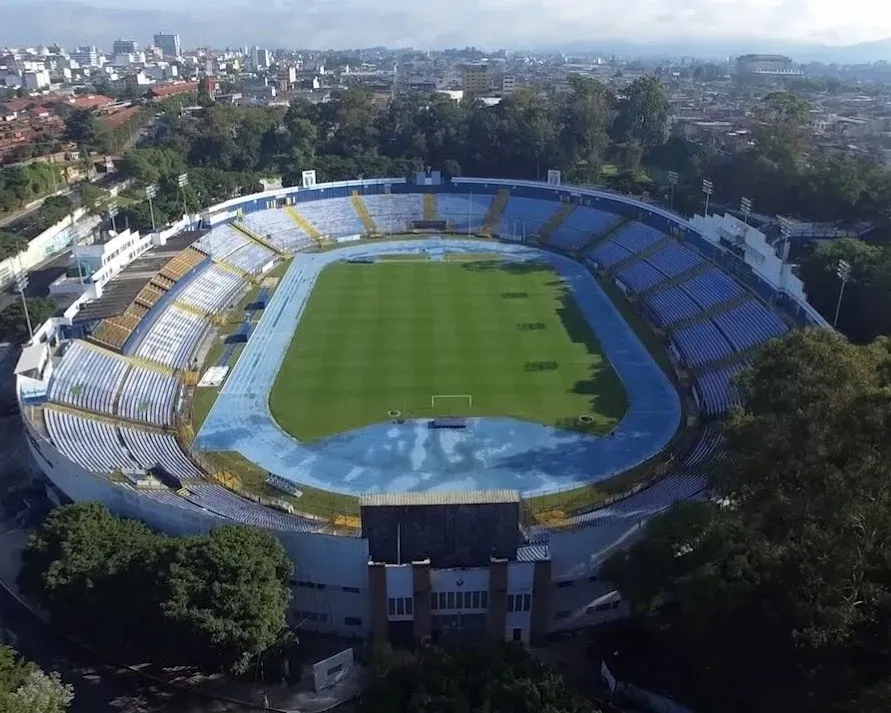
14;256;33;341
107;199;119;234
667;170;678;211
778;215;793;263
740;196;752;226
834;259;852;328
145;184;158;231
177;172;189;221
702;178;714;216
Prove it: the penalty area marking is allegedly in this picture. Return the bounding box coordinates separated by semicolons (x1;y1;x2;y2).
431;394;473;411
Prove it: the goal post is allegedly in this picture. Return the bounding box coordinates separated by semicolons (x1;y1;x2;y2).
430;394;473;414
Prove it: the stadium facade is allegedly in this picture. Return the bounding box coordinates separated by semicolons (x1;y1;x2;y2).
16;174;827;645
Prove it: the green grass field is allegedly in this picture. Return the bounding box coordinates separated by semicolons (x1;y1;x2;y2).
269;258;628;442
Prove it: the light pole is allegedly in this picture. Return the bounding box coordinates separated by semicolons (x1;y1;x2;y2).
778;216;792;264
701;179;713;216
667;171;678;211
15;255;33;341
177;172;189;221
146;184;158;232
740;197;752;226
107;199;119;234
834;259;851;328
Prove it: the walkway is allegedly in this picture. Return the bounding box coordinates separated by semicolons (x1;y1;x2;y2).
195;238;681;497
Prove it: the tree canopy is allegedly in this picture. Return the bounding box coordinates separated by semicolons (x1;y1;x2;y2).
0;646;73;713
362;641;600;713
0;297;57;342
603;328;891;713
19;503;294;675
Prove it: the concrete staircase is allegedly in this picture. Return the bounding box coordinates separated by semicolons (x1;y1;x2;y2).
232;221;284;255
423;193;438;221
214;259;248;278
351;192;378;234
576;217;630;257
285;206;325;247
481;189;510;237
536;202;575;245
173;300;210;319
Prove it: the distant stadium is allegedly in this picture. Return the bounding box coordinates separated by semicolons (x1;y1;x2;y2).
16;172;827;643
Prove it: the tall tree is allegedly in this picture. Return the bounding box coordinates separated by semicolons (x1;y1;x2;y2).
614;77;669;148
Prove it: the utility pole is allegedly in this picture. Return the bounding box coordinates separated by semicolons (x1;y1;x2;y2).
146;184;158;232
15;255;33;341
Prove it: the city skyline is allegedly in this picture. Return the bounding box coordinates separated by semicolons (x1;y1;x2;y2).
2;0;891;60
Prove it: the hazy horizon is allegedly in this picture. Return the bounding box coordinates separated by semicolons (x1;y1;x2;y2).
2;0;891;60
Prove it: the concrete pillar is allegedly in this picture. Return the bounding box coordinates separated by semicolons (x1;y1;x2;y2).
488;558;508;639
412;560;432;642
367;563;389;642
530;559;551;645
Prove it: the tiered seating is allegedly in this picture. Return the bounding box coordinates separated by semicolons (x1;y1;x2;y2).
587;240;632;268
646;287;702;326
498;197;560;237
438;194;492;232
610;222;665;253
362;194;424;232
48;342;130;415
134;305;206;369
672;321;735;368
45;409;135;473
176;265;242;313
645;243;703;278
239;210;314;252
617;260;665;293
139;488;210;513
117;367;179;426
120;429;203;479
549;207;620;252
680;268;744;309
196;224;251;260
160;247;206;282
696;363;747;416
713;301;788;351
91;319;133;350
683;427;725;470
134;282;167;309
294;198;365;237
185;484;316;532
224;242;277;273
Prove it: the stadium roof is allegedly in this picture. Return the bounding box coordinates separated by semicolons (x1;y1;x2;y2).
359;490;520;507
73;231;205;323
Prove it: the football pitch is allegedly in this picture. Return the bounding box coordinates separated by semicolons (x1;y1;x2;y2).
269;258;628;442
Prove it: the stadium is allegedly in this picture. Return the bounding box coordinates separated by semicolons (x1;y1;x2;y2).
14;172;827;645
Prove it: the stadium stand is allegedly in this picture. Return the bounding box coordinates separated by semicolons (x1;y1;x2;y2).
238;210;315;252
223;241;277;274
175;265;243;314
184;484;317;532
680;268;745;310
645;243;704;278
682;426;724;470
645;287;702;327
362;194;424;233
617;260;666;293
587;240;633;269
120;429;203;479
672;320;735;368
498;197;561;237
47;341;130;416
712;301;789;352
695;363;747;416
133;305;207;369
196;224;252;259
294;197;365;237
117;367;179;427
45;409;137;473
549;207;621;252
438;193;493;232
609;222;666;254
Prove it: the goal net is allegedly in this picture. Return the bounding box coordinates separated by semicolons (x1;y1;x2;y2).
430;394;473;415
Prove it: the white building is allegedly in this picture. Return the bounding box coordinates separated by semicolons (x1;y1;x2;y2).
23;69;51;90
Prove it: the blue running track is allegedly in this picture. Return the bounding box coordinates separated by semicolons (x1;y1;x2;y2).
194;239;681;497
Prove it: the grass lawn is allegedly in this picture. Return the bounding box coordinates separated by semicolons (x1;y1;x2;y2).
270;258;628;442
